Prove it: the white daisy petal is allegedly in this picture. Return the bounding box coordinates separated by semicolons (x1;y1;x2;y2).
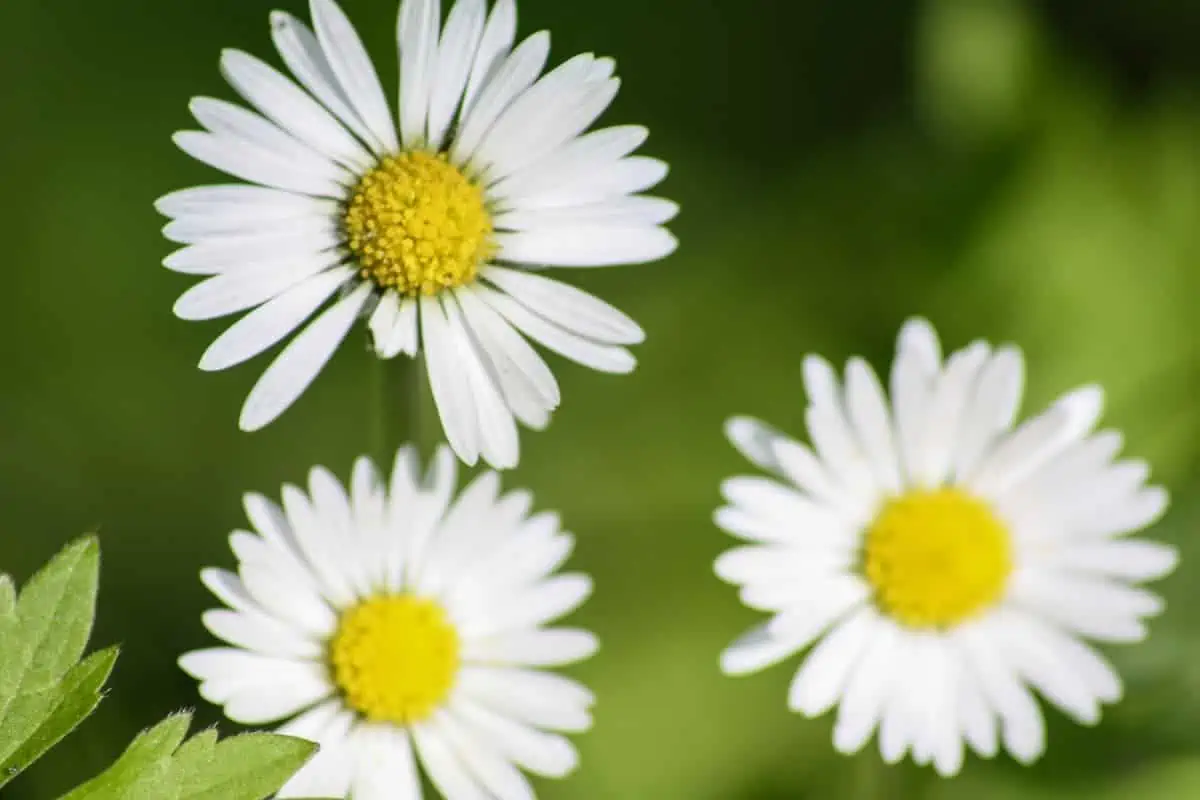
162;211;335;246
489;124;648;199
483;265;644;345
909;342;989;488
890;317;941;481
956;626;1046;764
164;226;340;275
310;0;399;152
1040;539;1178;582
1009;567;1159;642
173;131;345;198
173;254;342;321
723;416;792;477
475;55;617;178
397;0;441;147
455;287;560;429
413;471;504;594
1073;487;1170;538
496;224;677;268
450;698;580;778
201;608;323;660
787;607;879;717
431;710;536;800
239;281;372;431
957;667;999;758
990;609;1112;723
178;649;331;724
455;667;593;732
843;357;902;493
765;576;869;641
479;286;636;373
277;706;356;798
156;184;326;218
461;0;517;115
493;196;679;231
390;297;421;357
451;31;551;166
459;574;592;638
425;0;486;150
350;725;423;800
199;568;258;615
412;718;490;800
462;628;598;667
189;97;354;186
270;10;382;150
367;289;402;356
951;346;1024;479
968;404;1074;498
507;76;622;174
240;563;340;642
719;622;803;676
832;617;901;755
220;49;375;173
441;295;520;469
198;266;352;371
422;294;482;465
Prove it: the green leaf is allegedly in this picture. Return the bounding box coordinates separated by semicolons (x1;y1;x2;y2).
0;646;118;786
0;537;99;697
62;712;194;800
0;574;15;620
0;537;101;770
172;731;317;800
63;712;318;800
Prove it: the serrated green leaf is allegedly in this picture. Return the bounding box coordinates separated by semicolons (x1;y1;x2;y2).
172;727;219;770
173;732;317;800
0;686;58;769
62;714;316;800
0;537;101;771
0;537;98;699
0;645;118;787
62;712;193;800
170;727;220;797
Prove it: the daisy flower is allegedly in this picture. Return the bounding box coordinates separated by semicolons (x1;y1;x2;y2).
180;444;597;799
714;318;1176;776
157;0;676;468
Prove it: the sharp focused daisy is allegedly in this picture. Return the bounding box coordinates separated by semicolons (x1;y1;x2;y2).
714;318;1176;776
157;0;676;468
180;445;597;799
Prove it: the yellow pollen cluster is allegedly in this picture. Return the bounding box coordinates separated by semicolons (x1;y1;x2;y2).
863;488;1012;629
329;594;460;724
343;151;494;296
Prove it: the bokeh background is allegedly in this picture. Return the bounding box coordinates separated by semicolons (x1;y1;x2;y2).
1;0;1199;796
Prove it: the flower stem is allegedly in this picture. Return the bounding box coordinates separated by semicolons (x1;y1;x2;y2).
852;753;888;800
372;354;426;465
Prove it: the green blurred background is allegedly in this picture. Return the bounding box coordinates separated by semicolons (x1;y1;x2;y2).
2;0;1200;796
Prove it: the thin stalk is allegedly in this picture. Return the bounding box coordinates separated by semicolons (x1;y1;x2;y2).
371;353;426;464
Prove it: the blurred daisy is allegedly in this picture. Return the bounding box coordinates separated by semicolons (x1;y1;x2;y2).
180;445;597;799
714;318;1175;776
157;0;676;468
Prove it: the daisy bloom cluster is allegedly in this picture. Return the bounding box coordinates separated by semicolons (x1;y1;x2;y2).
714;318;1176;775
180;445;596;799
158;0;677;468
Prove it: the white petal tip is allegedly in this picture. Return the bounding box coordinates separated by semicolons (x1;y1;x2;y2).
238;407;271;432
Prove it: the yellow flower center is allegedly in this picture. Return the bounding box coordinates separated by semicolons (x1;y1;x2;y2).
343;152;495;296
329;594;460;724
863;488;1012;628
